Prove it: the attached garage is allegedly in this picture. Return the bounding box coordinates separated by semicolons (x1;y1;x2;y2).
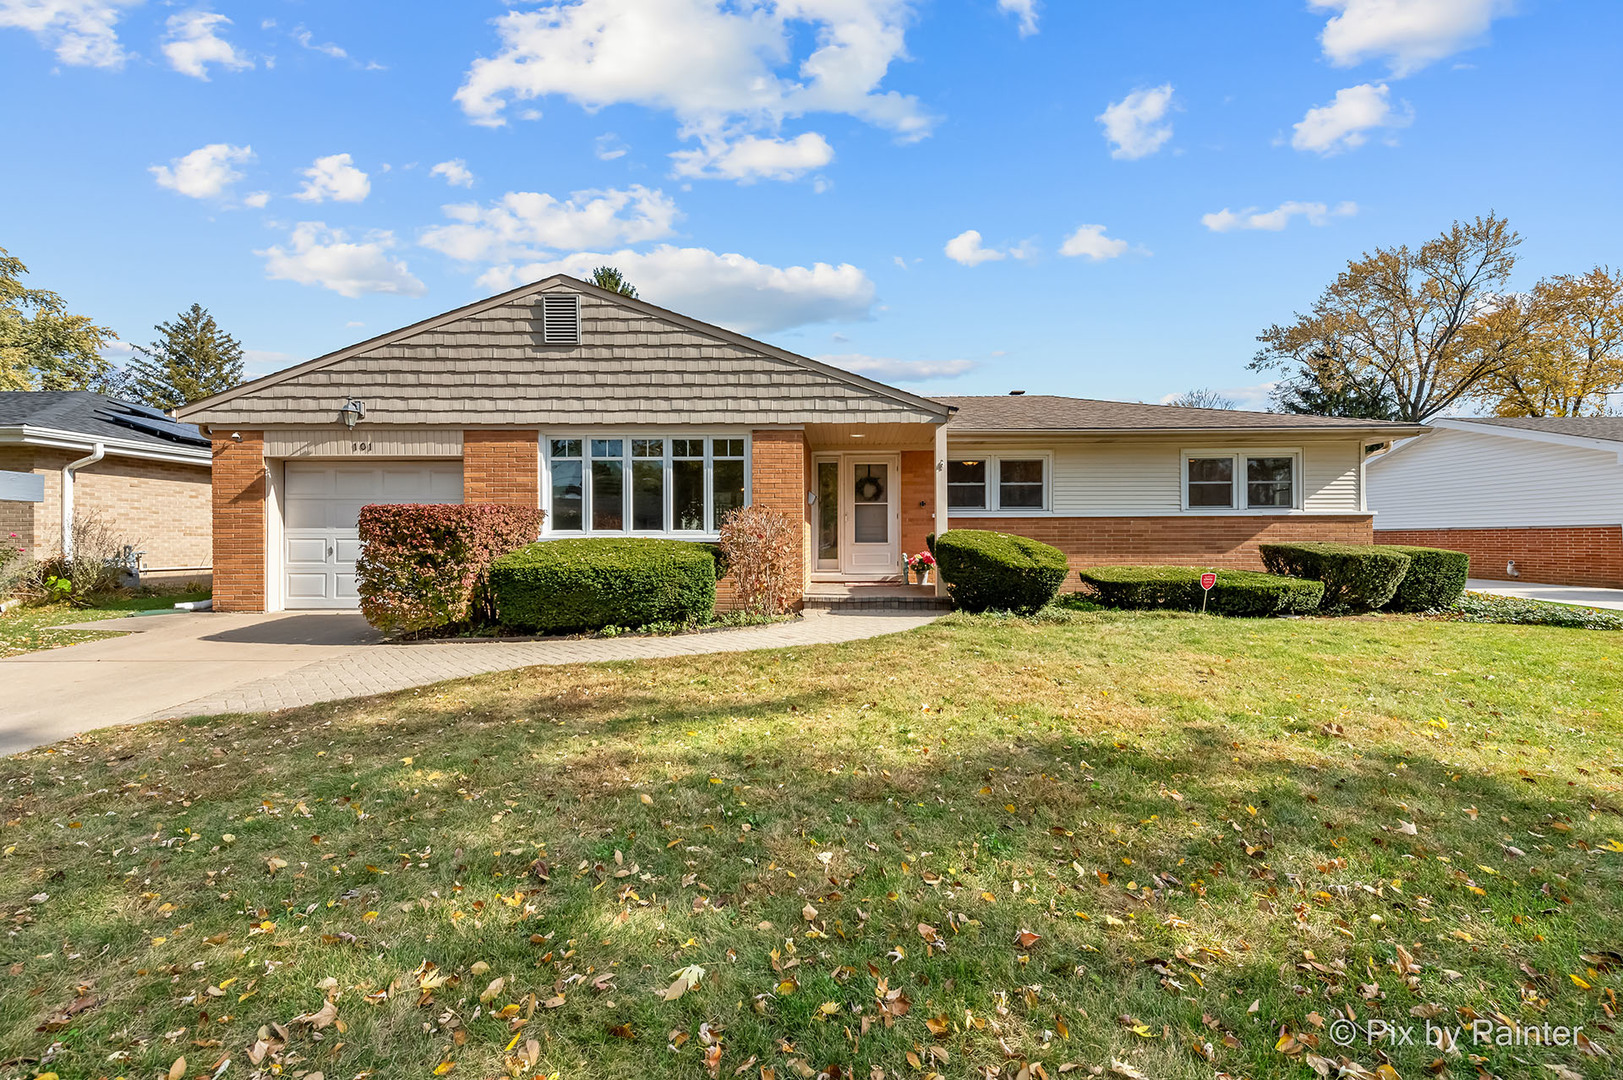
280;461;462;609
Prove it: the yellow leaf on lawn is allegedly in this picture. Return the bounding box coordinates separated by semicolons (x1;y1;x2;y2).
1571;973;1593;990
434;1061;455;1075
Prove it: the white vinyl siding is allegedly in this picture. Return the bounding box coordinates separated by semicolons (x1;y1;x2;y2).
947;435;1365;516
1368;426;1623;530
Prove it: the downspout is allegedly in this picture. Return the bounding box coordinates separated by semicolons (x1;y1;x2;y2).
61;442;105;557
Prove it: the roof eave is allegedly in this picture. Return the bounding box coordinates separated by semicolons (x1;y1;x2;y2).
0;425;213;464
946;424;1431;438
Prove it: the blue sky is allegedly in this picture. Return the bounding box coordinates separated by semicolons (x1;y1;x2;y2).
3;0;1619;407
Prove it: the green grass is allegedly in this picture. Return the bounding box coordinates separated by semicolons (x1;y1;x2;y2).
0;588;210;659
3;608;1621;1080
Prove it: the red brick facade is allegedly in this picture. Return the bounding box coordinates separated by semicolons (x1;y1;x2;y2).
1377;525;1623;588
745;429;809;602
211;431;266;612
899;450;935;568
950;514;1375;586
463;430;540;507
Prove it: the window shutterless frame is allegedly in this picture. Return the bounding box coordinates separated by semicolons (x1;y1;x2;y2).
945;452;1051;513
1179;449;1303;512
540;432;751;538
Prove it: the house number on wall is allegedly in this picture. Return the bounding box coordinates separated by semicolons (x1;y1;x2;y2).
351;441;373;452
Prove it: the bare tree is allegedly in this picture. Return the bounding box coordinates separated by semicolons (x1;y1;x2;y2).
1166;388;1236;410
1251;214;1527;422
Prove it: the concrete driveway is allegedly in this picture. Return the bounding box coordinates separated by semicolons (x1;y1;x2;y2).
0;612;380;755
0;609;940;756
1467;578;1623;611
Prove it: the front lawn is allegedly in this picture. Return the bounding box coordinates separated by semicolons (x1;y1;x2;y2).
3;610;1620;1080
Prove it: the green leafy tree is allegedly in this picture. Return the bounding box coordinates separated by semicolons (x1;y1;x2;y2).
590;265;638;298
125;303;245;410
0;245;121;392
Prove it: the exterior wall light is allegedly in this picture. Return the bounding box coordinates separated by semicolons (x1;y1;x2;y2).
339;399;367;429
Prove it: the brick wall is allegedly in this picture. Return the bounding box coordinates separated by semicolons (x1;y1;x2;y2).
0;446;210;568
1377;525;1623;588
900;449;935;567
463;430;539;506
717;429;808;611
212;432;266;612
950;514;1375;587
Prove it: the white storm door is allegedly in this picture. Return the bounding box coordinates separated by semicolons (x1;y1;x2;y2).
842;456;900;577
282;462;463;609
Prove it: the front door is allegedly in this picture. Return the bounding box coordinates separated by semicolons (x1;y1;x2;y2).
812;454;902;578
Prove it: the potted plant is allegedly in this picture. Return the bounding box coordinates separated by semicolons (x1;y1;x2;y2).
907;550;936;586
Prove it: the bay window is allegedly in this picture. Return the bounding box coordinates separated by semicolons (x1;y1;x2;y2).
547;434;748;535
1183;450;1300;511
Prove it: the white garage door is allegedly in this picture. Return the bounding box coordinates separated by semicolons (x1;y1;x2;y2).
283;461;463;609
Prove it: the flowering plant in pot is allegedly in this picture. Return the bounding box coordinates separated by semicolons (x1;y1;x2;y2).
907;550;936;585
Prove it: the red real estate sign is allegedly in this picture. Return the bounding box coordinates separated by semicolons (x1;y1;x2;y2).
1200;572;1217;591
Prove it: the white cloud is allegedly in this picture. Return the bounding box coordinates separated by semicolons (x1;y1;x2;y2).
1097;84;1175;160
1201;200;1358;232
997;0;1039;36
0;0;139;67
430;159;475;188
162;11;253;80
1291;82;1411;154
293;24;346;59
670;132;834;182
478;245;874;334
242;191;270;208
258;222;426;298
1059;223;1129;261
454;0;932;183
595;133;629;160
1311;0;1514;76
294;153;372;203
818;353;976;381
150;143;254;199
420;185;680;263
242;348;300;377
944;230;1007;267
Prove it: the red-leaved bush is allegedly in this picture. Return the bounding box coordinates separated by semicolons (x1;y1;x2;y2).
356;504;543;633
717;504;800;615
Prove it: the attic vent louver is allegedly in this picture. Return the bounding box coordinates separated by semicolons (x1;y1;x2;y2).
541;293;582;345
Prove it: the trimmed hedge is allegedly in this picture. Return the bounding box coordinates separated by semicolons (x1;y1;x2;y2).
355;504;543;634
490;538;718;632
1381;545;1470;612
933;529;1069;614
1259;542;1412;612
1077;565;1325;617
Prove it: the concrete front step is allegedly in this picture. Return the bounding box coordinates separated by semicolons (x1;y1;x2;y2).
803;582;953;612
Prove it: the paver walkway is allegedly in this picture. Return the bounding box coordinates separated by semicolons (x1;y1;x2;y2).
1;610;939;753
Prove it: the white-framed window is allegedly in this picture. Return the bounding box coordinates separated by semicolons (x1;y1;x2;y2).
545;433;749;536
1181;450;1301;512
945;453;1050;513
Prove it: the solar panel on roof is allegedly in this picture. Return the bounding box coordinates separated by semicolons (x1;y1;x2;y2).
95;407;209;447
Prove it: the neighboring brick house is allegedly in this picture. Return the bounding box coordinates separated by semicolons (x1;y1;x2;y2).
176;274;1425;613
1369;417;1623;588
0;392;213;583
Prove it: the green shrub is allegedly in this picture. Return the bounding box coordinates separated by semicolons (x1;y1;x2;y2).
1259;542;1412;612
1381;545;1470;612
490;538;718;633
1443;591;1623;631
933;529;1069;614
1077;565;1325;617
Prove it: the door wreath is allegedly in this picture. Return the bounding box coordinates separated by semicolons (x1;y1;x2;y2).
855;475;885;502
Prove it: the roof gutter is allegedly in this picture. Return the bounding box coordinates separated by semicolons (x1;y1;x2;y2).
61;442;105;558
0;424;212;465
945;424;1432;438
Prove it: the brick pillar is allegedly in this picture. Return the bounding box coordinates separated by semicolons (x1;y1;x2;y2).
750;429;808;594
211;431;266;612
900;449;934;567
463;430;540;507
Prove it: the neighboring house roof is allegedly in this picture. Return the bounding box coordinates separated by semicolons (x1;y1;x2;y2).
1457;416;1623;443
179;274;952;427
938;395;1427;436
0;391;212;464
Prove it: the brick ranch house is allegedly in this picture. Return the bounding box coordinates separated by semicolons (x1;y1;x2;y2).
0;392;213;583
1369;416;1623;588
176;275;1425;613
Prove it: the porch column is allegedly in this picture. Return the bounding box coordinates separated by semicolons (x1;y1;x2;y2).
934;423;948;597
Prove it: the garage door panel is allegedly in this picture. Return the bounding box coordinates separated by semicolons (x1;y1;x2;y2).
282;459;464;610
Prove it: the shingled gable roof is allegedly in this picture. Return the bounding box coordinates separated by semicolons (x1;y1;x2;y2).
936;395;1428;436
1451;415;1623;444
177;274;951;424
